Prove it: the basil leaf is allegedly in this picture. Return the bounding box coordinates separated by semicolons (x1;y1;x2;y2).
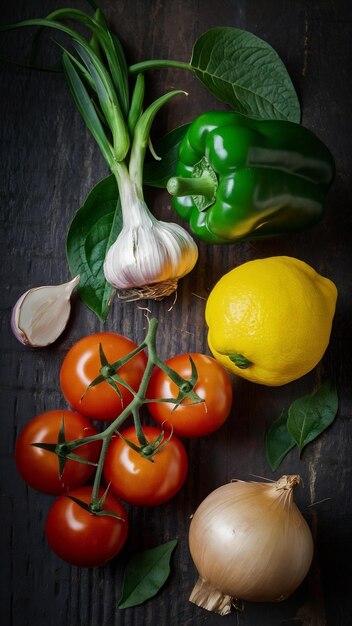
66;175;122;321
265;409;296;471
287;380;338;453
190;27;300;122
144;124;190;188
118;539;177;609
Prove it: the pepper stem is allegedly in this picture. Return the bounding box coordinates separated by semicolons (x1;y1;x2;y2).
229;353;252;369
167;175;216;199
167;156;218;212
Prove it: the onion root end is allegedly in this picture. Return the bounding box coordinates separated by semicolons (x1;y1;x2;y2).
189;576;233;616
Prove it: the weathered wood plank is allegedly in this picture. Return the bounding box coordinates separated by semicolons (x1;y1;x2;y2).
1;1;351;625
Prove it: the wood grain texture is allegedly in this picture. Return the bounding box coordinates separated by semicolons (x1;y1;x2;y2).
0;1;351;625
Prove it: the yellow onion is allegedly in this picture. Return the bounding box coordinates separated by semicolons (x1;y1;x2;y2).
188;475;313;615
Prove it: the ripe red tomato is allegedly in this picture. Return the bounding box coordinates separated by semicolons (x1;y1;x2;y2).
60;332;147;421
45;486;128;567
103;426;188;506
147;353;233;437
15;409;101;494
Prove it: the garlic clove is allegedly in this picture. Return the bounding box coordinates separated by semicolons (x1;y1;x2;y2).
11;276;80;347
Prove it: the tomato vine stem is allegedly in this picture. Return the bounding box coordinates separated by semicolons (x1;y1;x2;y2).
61;317;204;509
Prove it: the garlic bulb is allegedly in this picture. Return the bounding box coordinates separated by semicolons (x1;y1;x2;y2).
11;276;80;347
189;475;313;615
104;176;198;301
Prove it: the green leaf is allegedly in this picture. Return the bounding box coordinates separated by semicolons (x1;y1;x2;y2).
287;380;338;453
265;410;296;471
143;124;190;188
66;175;122;321
190;27;300;122
118;540;177;609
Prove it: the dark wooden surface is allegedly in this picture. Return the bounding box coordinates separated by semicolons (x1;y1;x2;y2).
1;1;351;625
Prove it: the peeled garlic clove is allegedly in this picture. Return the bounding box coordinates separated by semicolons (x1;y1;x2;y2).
11;276;80;347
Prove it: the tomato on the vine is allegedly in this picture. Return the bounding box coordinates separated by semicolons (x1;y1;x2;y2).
147;353;233;437
103;426;188;506
60;332;147;421
15;409;101;494
45;486;128;567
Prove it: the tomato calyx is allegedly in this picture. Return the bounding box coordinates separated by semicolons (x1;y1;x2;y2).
31;416;98;479
82;342;146;402
116;427;173;462
68;484;126;521
100;364;118;379
81;343;123;400
67;495;126;521
34;322;201;517
153;355;204;411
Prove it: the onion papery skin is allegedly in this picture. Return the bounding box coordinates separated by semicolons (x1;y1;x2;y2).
188;476;313;614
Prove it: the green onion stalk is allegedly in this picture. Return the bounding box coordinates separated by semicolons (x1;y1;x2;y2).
1;6;198;302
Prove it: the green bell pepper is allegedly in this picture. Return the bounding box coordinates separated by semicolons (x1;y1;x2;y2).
167;111;335;244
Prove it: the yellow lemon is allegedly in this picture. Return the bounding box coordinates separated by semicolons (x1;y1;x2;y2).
205;256;337;386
